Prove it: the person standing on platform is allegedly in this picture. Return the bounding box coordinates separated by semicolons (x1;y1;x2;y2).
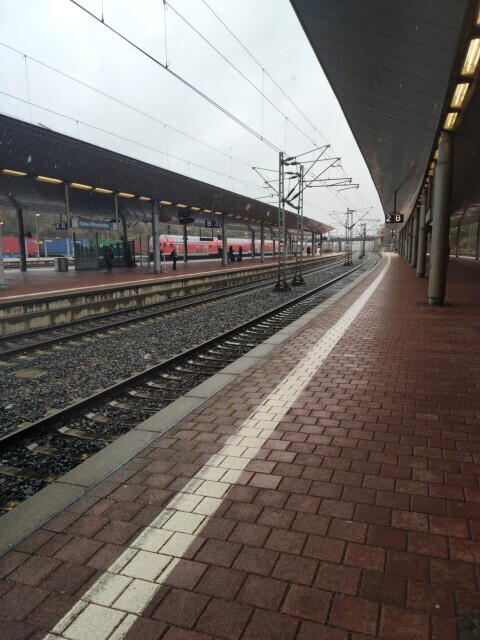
307;246;311;257
228;245;234;263
238;246;243;262
103;244;113;272
171;247;178;270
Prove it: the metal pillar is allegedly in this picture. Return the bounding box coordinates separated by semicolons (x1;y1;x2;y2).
455;207;467;258
406;219;413;263
428;130;453;305
183;224;188;262
292;164;305;285
152;200;162;274
275;151;289;291
221;213;228;266
416;187;428;278
251;228;255;259
311;232;315;255
411;206;419;267
65;184;71;259
359;223;366;259
260;222;265;263
476;217;480;260
17;206;27;272
0;222;5;290
344;209;353;266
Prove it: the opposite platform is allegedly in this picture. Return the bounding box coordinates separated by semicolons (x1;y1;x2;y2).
0;254;479;640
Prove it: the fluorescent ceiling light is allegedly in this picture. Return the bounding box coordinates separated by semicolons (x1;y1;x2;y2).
190;206;201;211
176;203;188;208
36;175;63;184
214;211;223;215
117;192;135;198
70;182;92;190
138;196;151;201
444;112;458;130
462;38;480;75
2;169;27;177
160;200;172;206
451;83;469;108
94;187;114;194
202;208;212;213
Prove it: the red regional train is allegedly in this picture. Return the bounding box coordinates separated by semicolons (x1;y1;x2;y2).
1;236;38;257
150;235;275;259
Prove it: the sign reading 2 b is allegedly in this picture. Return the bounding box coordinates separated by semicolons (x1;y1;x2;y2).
385;213;404;223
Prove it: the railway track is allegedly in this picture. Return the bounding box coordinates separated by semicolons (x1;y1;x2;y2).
0;254;377;513
0;255;345;359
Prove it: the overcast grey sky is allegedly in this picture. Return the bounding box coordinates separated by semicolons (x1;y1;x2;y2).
0;0;383;231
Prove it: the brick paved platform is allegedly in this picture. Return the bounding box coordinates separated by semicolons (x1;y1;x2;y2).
0;254;479;640
0;256;281;302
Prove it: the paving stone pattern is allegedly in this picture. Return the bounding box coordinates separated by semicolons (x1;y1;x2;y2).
0;255;479;640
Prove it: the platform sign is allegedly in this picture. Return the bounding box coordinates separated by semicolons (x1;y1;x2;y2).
72;218;117;231
385;213;404;223
205;219;220;229
55;222;68;230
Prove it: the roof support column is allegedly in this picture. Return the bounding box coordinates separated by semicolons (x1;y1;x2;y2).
183;225;188;262
251;228;255;260
410;205;420;267
151;200;162;274
65;184;71;259
428;130;453;305
311;232;315;255
406;219;413;263
17;206;27;272
416;187;428;278
455;208;467;258
0;222;5;290
476;216;480;260
221;214;228;267
260;222;265;263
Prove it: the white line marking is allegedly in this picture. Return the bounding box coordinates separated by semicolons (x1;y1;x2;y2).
46;257;390;639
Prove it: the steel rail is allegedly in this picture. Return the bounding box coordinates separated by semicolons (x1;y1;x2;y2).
0;257;376;452
0;256;346;358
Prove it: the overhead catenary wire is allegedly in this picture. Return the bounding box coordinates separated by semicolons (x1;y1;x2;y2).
0;90;266;195
68;0;280;153
67;0;373;214
0;42;256;172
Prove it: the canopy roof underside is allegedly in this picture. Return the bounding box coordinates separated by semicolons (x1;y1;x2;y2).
290;0;480;227
0;115;332;234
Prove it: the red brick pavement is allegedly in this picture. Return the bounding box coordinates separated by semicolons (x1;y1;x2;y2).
0;255;479;639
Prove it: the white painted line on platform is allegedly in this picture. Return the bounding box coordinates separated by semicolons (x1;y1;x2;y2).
46;256;390;640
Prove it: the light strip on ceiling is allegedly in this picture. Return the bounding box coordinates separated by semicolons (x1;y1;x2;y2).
138;196;152;201
190;206;201;211
35;175;63;184
117;192;135;198
2;169;27;177
70;182;92;190
462;38;480;75
160;200;172;206
451;83;469;108
202;208;212;213
444;112;458;130
176;203;188;208
94;187;114;194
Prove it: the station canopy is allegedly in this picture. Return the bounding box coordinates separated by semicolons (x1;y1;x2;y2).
0;114;332;235
290;0;480;229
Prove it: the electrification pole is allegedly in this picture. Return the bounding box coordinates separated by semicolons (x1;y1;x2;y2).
275;151;289;291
